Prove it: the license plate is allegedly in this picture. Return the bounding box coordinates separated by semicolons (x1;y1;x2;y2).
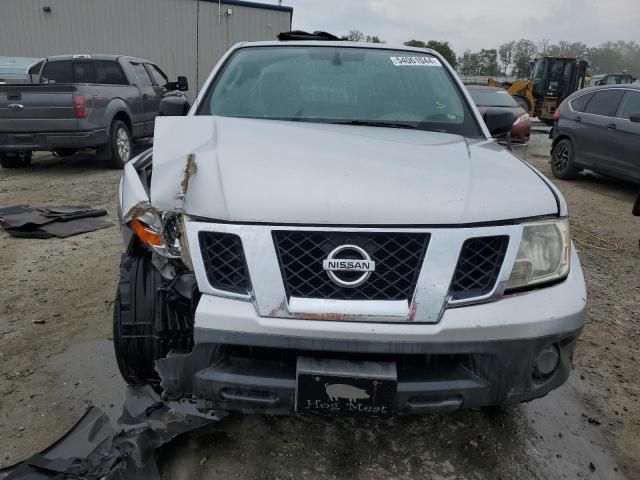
296;357;397;417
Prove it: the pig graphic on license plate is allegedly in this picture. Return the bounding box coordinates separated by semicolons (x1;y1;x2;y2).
296;374;396;417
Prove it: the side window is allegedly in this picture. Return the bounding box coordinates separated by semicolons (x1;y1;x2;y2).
605;76;618;85
570;93;593;112
131;62;153;87
94;61;128;85
616;91;640;120
145;63;168;86
584;90;625;117
40;60;73;83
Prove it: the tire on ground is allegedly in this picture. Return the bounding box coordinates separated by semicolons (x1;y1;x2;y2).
113;252;194;385
105;119;132;169
0;151;32;168
551;138;579;180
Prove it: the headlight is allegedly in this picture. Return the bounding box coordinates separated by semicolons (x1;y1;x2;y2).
506;218;570;290
129;212;193;268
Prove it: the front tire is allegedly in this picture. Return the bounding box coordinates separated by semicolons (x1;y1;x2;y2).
106;120;132;169
113;252;194;385
551;138;579;180
0;151;32;168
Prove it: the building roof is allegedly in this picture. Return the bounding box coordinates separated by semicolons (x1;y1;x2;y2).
204;0;293;13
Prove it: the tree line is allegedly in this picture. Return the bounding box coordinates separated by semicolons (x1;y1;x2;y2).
342;31;639;78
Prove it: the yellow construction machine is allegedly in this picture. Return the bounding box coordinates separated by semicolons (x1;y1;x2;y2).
490;57;589;124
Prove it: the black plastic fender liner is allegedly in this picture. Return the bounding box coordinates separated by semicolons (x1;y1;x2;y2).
113;252;194;386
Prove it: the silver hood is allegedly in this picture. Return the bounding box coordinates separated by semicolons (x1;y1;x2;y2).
150;116;558;225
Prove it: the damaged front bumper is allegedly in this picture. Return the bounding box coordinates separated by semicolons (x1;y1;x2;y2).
156;330;581;416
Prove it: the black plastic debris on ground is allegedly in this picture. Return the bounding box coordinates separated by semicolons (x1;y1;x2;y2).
0;205;113;239
0;386;222;480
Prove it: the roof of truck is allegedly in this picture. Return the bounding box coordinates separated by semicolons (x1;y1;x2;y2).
44;54;152;63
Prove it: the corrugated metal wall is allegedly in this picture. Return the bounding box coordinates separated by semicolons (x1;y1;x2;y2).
0;0;292;96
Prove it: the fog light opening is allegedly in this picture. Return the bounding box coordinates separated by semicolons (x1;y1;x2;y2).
533;344;560;378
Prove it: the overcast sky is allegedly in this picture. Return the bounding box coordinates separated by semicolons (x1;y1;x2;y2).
279;0;640;54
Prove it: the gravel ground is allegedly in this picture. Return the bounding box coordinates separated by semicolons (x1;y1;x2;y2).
0;130;638;479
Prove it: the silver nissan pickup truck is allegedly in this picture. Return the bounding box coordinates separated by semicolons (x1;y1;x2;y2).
114;37;586;418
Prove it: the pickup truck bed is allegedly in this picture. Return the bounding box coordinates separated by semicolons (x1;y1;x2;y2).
0;54;188;169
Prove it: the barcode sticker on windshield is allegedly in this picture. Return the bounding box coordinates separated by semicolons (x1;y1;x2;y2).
390;56;442;67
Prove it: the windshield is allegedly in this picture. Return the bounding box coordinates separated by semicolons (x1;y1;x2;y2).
198;46;481;137
531;59;545;81
469;89;519;107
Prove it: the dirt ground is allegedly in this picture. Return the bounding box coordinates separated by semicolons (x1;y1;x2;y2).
0;129;639;479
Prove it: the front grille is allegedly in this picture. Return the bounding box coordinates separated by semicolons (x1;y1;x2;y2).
272;231;429;301
199;232;251;293
450;236;509;300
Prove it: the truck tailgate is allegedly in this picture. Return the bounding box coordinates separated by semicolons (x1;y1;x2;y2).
0;84;78;133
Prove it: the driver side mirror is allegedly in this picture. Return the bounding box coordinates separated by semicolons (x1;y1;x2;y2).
629;113;640;123
163;76;189;92
176;76;189;92
484;109;515;137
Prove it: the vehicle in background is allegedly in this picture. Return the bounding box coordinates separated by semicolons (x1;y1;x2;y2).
0;57;44;84
115;38;586;418
0;54;189;169
588;73;636;87
551;84;640;183
467;85;531;143
492;57;588;125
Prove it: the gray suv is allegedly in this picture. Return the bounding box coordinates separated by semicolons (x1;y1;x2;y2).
114;40;586;417
551;84;640;182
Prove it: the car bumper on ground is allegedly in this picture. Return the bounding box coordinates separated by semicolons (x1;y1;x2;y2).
157;248;586;416
0;129;107;151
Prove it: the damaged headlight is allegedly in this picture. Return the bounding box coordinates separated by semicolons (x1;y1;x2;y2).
129;212;193;268
506;218;570;291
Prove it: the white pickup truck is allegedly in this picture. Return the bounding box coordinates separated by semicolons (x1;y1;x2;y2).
114;37;586;417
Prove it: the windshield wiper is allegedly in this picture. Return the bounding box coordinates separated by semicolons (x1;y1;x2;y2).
332;120;418;130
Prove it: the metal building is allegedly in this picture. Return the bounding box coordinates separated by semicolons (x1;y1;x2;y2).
0;0;293;95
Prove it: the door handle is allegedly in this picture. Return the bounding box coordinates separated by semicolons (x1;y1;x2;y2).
575;116;582;122
607;123;617;130
142;93;149;99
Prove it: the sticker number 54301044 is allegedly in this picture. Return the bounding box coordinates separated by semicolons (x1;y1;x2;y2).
390;56;442;67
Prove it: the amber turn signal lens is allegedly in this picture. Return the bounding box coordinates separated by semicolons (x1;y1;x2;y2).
130;219;162;247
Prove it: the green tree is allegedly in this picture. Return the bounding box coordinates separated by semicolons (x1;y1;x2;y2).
403;40;457;67
477;49;499;76
343;30;365;42
342;30;384;43
404;39;428;48
458;49;480;75
498;41;515;75
512;39;538;77
366;35;383;44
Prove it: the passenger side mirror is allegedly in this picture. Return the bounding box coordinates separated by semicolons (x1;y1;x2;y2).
629;113;640;123
158;96;190;116
484;109;515;137
633;192;640;216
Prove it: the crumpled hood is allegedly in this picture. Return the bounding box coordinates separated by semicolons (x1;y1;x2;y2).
150;116;558;224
